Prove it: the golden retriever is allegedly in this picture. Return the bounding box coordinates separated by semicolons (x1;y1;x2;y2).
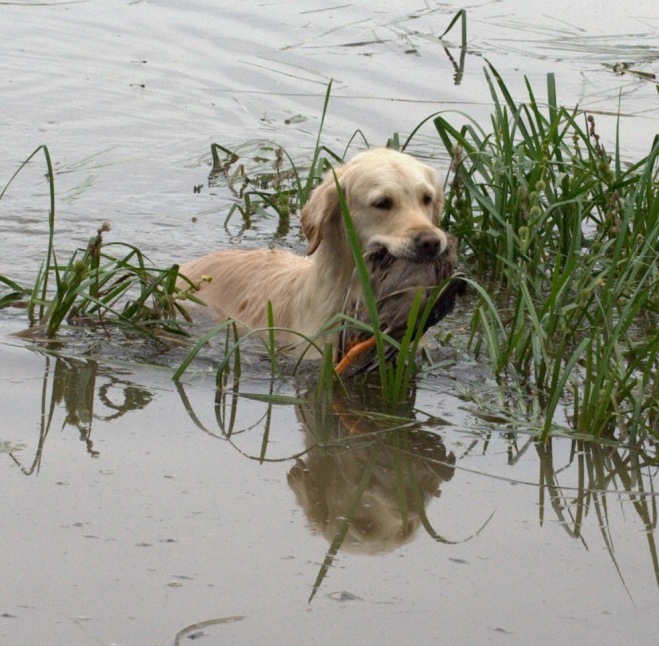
178;148;448;355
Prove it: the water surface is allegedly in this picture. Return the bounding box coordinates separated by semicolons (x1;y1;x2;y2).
1;1;658;645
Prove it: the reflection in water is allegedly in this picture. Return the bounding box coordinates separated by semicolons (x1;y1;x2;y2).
205;377;468;601
206;377;461;552
290;384;456;555
178;374;659;598
10;351;659;601
536;438;659;590
9;353;153;474
173;615;246;646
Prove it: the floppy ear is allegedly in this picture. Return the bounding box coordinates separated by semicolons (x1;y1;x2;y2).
300;165;346;255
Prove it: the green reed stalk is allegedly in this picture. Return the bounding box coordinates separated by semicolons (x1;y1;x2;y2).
434;64;658;439
0;145;57;322
331;166;388;390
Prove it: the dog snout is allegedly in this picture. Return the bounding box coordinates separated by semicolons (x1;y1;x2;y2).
414;231;443;260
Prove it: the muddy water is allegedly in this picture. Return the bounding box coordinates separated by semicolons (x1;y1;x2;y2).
1;1;658;645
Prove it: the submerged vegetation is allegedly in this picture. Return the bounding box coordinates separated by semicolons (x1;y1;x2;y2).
0;69;657;443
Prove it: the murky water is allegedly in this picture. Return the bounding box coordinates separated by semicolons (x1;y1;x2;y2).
1;1;658;645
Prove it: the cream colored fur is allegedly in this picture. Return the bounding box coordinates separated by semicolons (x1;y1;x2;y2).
178;148;447;355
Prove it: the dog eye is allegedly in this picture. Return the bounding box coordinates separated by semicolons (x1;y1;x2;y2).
373;197;393;210
422;194;433;206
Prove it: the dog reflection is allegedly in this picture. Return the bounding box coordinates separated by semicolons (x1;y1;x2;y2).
288;388;455;554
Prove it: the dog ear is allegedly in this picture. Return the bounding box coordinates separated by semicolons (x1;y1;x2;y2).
301;166;345;255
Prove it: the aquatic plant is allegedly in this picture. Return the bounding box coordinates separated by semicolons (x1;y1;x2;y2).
209;80;341;232
435;64;658;440
0;145;194;341
173;68;658;440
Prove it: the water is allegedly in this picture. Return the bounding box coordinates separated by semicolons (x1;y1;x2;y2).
1;1;658;645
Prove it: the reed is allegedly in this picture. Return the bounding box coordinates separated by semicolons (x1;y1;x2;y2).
1;145;194;341
435;64;658;439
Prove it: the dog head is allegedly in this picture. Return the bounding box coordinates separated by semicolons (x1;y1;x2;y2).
301;148;447;261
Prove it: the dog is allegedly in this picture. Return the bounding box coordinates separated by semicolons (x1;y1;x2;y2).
178;148;449;356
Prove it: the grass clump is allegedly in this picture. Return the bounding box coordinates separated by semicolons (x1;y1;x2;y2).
177;69;658;442
209;81;341;233
435;63;658;440
28;222;193;340
1;145;195;342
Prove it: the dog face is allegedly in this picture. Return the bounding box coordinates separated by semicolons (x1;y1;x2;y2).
301;148;447;261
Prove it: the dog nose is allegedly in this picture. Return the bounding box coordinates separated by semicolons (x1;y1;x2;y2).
414;231;442;259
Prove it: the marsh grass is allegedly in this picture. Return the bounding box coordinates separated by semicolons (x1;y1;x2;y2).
209;81;341;232
0;276;27;308
438;8;467;85
436;64;658;439
29;229;194;340
174;68;658;440
1;145;195;341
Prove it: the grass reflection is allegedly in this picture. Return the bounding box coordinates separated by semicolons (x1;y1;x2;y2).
8;351;153;474
537;437;659;590
175;369;659;599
